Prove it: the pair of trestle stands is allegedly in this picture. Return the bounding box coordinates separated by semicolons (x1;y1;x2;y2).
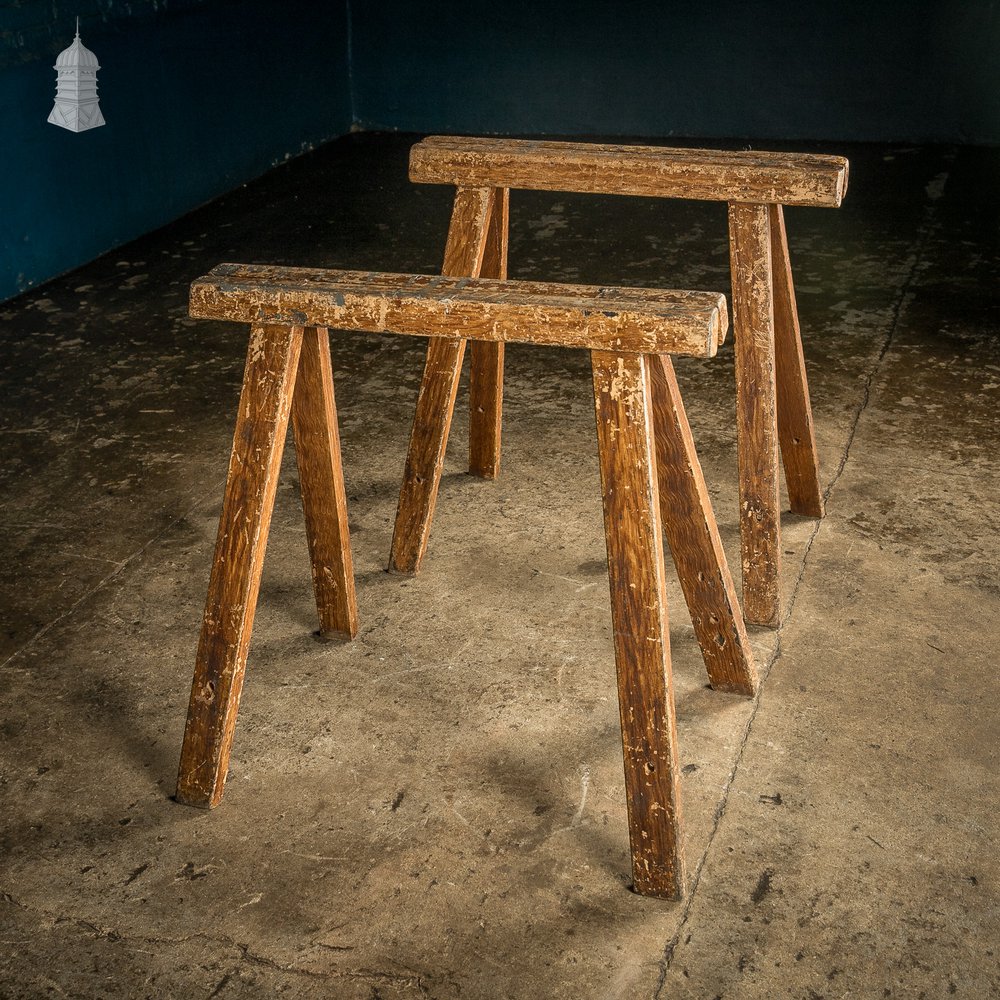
174;136;848;900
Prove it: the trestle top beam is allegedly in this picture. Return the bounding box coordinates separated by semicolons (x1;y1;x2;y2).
409;136;848;208
191;264;728;357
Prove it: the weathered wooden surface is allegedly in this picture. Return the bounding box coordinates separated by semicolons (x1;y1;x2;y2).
406;135;848;631
728;203;781;628
411;136;849;208
176;324;304;808
771;204;824;518
389;187;493;574
649;355;758;695
591;349;685;899
468;187;509;478
190;264;727;358
291;327;359;639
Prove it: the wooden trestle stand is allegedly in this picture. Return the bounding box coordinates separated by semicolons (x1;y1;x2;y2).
175;265;757;898
396;138;849;627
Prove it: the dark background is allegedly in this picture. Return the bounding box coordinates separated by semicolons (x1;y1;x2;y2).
2;0;998;302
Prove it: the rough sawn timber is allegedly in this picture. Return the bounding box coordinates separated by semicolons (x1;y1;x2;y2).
770;203;824;518
291;327;359;639
409;136;846;633
592;349;686;899
190;264;728;358
176;324;359;808
176;324;305;808
177;259;750;895
468;187;509;478
649;355;757;695
728;202;781;627
410;136;849;208
389;186;493;574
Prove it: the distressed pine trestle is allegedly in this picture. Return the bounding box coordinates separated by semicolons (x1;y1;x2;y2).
176;264;758;899
401;137;849;626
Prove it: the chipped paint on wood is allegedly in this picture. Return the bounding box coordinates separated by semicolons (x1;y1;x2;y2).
608;354;644;420
410;136;849;208
189;264;726;358
389;186;495;574
176;323;305;809
592;349;686;899
728;203;781;627
648;354;757;695
468;186;509;479
290;327;359;639
405;135;837;641
771;204;824;519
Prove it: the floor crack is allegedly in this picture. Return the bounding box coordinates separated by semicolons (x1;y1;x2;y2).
0;481;223;674
2;889;429;993
653;172;945;997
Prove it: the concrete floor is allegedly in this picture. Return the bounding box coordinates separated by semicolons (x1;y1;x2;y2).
0;135;997;999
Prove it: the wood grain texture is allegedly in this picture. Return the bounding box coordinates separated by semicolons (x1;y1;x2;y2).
411;136;849;208
291;327;359;639
770;204;824;519
649;355;758;695
468;187;509;478
389;187;493;574
591;349;685;899
176;324;304;808
190;264;727;358
728;203;781;628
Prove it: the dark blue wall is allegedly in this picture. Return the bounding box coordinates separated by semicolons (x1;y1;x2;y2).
351;1;1000;144
4;1;1000;303
0;0;352;302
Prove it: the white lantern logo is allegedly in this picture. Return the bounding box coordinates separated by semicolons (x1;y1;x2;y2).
48;19;105;132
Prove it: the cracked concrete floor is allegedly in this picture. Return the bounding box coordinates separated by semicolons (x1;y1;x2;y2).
1;135;997;999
